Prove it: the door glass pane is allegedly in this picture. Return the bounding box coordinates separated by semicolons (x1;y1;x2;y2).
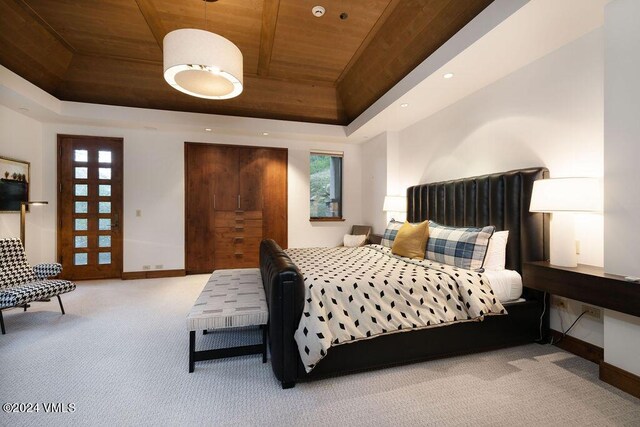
98;252;111;264
74;253;88;266
98;184;111;197
98;168;111;180
75;202;88;214
98;151;112;164
75;184;88;196
98;235;111;248
99;218;111;230
98;202;111;213
75;167;88;179
74;150;88;162
74;236;88;248
74;218;88;231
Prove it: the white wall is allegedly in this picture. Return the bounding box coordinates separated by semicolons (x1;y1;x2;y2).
603;0;640;377
0;105;47;263
28;123;362;272
360;133;388;234
390;29;606;346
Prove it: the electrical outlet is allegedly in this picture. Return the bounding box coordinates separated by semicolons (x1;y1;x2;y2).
582;304;602;320
552;297;567;310
155;264;163;270
142;265;151;270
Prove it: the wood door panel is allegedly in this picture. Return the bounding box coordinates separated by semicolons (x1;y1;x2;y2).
239;148;265;211
57;135;123;280
262;149;288;248
212;145;239;211
185;143;216;272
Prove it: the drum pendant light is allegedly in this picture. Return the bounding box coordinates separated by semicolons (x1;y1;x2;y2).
163;1;243;100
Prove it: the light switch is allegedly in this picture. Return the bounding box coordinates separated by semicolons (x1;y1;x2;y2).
136;209;142;217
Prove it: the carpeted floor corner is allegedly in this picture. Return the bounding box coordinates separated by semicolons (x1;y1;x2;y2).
1;275;638;426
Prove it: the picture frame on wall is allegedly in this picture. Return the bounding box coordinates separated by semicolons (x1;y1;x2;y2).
0;156;30;212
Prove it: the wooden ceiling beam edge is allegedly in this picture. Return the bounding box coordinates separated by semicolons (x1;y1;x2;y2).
257;0;281;77
14;0;76;53
134;0;168;50
335;0;401;86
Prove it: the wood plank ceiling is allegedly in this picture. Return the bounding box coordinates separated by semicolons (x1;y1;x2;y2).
0;0;493;125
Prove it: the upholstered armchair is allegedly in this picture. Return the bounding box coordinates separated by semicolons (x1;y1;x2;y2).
0;238;76;334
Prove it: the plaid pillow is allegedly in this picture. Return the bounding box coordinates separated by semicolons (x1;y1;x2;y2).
426;221;495;270
381;220;403;248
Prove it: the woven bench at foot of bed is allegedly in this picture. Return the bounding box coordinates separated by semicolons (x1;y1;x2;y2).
187;268;268;372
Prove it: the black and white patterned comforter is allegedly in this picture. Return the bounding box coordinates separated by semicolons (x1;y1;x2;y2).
286;244;506;372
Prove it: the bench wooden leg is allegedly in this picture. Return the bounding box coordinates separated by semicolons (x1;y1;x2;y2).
189;331;196;373
0;310;5;335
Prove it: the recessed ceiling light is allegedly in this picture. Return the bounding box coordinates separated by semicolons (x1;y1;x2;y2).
443;72;454;79
205;128;212;132
400;103;409;108
262;132;269;136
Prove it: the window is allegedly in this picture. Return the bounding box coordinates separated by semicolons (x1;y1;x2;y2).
310;151;343;220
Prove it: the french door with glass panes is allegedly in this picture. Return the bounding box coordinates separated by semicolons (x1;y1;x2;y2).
57;135;123;280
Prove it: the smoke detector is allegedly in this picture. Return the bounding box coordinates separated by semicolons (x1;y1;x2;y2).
312;6;325;17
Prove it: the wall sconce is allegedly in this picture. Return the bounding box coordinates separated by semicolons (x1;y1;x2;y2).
20;201;48;249
530;177;602;267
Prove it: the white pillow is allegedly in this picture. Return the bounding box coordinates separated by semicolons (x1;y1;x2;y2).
343;234;367;247
483;230;509;271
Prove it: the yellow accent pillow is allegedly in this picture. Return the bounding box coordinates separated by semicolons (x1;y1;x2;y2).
391;220;430;259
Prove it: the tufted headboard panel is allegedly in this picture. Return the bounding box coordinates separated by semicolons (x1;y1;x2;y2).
406;167;549;274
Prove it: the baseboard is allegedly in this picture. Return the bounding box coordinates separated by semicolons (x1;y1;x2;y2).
121;269;186;280
550;329;604;364
600;362;640;399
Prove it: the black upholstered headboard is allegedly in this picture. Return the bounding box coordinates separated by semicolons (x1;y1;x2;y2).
406;167;549;274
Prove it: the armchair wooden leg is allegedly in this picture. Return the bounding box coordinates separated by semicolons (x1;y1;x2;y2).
56;295;66;315
0;310;5;335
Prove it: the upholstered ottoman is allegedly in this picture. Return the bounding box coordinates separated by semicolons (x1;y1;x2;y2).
187;268;268;372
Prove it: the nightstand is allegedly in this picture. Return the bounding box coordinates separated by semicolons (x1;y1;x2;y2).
523;261;640;318
523;261;640;398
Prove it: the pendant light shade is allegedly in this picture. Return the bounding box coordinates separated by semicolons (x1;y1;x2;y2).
163;29;243;100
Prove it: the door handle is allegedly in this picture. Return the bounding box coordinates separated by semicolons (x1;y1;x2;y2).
213;194;216;210
113;213;119;229
237;195;241;210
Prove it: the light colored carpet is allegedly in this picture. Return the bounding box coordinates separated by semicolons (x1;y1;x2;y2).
1;275;638;427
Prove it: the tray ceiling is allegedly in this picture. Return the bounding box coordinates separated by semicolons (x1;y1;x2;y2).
0;0;493;125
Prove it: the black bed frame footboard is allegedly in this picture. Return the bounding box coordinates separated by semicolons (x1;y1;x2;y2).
260;239;305;388
260;167;550;389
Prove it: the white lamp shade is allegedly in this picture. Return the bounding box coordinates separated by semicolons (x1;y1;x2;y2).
530;177;602;213
383;195;407;212
163;29;243;100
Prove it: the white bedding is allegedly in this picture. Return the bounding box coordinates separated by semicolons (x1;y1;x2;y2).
286;245;507;372
483;269;523;303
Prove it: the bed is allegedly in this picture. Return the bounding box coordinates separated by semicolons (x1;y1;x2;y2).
260;167;549;388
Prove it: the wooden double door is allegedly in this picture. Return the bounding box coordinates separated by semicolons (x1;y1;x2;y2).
185;143;287;273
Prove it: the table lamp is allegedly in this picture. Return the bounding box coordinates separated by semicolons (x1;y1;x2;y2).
529;178;602;267
383;195;407;222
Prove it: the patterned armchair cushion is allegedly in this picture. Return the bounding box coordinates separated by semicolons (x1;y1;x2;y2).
0;280;76;309
0;238;75;310
33;263;63;279
0;239;36;289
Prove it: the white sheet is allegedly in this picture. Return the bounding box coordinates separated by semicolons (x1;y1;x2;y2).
484;269;523;303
